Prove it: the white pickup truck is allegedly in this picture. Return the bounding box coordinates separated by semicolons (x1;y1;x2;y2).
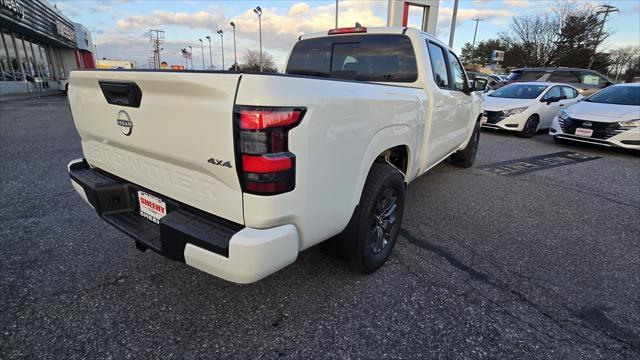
67;27;486;283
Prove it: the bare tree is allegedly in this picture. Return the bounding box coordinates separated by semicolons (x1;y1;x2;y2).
499;0;609;70
608;47;640;81
241;49;277;72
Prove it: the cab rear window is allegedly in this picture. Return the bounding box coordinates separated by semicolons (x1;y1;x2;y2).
286;34;418;83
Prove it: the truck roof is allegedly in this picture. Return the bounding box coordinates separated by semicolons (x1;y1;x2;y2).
298;26;452;52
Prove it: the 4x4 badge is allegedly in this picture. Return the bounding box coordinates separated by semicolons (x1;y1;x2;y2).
208;158;232;168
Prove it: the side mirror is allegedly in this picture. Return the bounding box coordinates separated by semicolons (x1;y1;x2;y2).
544;96;560;104
471;78;488;92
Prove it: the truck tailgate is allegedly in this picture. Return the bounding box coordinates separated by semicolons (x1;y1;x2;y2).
68;71;244;224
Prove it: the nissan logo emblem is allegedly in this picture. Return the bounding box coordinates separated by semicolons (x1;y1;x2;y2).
117;110;133;136
582;121;592;128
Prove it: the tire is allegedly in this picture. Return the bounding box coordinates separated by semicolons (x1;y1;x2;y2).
352;163;405;273
321;163;405;273
451;120;480;168
518;115;539;138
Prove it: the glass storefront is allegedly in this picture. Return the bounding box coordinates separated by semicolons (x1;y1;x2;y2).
0;27;66;87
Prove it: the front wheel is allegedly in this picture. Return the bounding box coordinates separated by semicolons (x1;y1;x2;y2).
352;164;406;273
519;115;539;138
451;120;480;168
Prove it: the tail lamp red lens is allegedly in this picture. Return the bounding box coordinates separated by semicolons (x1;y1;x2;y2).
235;106;305;195
327;27;367;35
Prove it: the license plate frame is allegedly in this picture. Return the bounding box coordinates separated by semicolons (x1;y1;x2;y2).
137;191;167;224
574;127;593;137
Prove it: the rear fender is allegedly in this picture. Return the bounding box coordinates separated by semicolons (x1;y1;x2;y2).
351;125;415;209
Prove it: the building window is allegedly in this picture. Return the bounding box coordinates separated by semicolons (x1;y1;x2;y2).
2;30;19;81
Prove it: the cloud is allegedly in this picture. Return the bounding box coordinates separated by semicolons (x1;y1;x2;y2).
503;0;532;7
117;11;226;30
289;3;311;16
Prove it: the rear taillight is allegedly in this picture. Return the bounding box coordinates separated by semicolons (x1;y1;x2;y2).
234;106;305;195
327;26;367;35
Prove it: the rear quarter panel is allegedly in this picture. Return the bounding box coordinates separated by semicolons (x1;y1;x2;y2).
236;74;425;250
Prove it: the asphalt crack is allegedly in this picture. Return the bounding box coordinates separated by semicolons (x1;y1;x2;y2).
399;228;639;352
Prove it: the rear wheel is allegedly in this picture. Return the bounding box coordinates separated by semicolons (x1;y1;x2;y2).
320;164;405;273
451;120;480;168
519;115;539;138
353;164;405;273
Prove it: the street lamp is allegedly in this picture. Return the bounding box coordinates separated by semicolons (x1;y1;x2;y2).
217;30;225;70
230;21;237;71
188;45;193;70
205;35;213;70
198;38;205;70
253;6;262;72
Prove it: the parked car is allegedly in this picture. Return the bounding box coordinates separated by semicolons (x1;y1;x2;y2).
482;82;583;137
467;71;504;90
506;67;613;96
66;27;487;284
57;78;69;92
550;83;640;152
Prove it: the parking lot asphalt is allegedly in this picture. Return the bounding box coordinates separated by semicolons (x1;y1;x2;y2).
1;95;639;359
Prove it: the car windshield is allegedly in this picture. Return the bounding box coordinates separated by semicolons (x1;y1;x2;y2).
489;84;548;99
585;86;640;106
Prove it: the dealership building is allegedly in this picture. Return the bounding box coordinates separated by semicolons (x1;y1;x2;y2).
0;0;94;94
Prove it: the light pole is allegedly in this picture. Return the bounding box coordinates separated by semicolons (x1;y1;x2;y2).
253;6;262;72
188;45;193;70
216;30;225;70
448;0;459;48
230;21;237;70
205;35;213;70
198;38;205;70
335;0;338;28
469;17;484;65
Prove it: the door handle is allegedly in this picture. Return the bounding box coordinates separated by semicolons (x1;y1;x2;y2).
559;104;565;107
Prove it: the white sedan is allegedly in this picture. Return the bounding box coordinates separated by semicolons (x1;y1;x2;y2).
482;82;583;137
550;83;640;152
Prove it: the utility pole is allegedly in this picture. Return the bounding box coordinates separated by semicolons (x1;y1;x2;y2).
198;38;205;70
230;22;237;70
149;29;164;69
588;4;618;69
253;6;263;71
449;0;459;48
335;0;338;28
469;18;484;65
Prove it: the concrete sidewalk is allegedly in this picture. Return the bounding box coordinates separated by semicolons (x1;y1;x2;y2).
0;90;64;103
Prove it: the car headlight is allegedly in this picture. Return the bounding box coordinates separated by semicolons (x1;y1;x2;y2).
618;119;640;127
557;110;569;120
502;107;529;116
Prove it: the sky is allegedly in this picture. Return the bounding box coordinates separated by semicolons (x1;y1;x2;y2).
53;0;640;70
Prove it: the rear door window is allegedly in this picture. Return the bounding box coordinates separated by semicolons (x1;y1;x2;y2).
580;71;609;86
426;42;449;88
561;86;578;99
286;34;418;82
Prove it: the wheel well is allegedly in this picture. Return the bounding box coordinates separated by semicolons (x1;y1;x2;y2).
375;145;408;176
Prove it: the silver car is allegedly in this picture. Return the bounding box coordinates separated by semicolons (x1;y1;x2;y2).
506;67;614;96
